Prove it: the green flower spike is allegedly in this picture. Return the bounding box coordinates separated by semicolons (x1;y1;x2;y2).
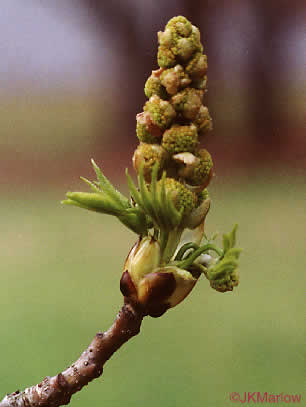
63;16;242;318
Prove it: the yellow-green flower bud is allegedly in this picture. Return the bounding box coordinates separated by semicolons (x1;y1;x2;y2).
136;111;163;143
167;22;202;62
157;45;176;68
158;177;197;217
193;75;207;91
144;95;176;129
184;148;213;188
194;105;213;135
157;17;202;67
172;152;199;178
166;16;193;38
162;124;198;155
175;37;197;61
204;227;241;293
190;25;201;47
136;121;156;144
209;269;239;293
171;88;203;120
157;28;174;48
182;190;210;229
133;143;168;182
160;65;191;95
185;52;207;79
144;70;168;99
197;188;209;203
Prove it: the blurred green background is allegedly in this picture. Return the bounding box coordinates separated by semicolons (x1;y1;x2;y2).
1;175;304;406
0;1;305;406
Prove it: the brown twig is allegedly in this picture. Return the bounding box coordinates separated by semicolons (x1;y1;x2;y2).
0;301;144;407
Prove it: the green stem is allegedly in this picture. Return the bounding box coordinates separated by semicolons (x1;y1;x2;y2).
161;228;183;264
159;229;169;256
174;242;199;260
153;228;159;240
178;243;223;269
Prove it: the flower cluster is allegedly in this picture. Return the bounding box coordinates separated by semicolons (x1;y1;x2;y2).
134;16;213;221
63;16;241;318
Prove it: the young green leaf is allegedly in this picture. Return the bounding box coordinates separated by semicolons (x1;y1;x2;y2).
91;159;129;209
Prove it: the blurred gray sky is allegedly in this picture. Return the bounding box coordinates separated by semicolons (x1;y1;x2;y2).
0;0;103;90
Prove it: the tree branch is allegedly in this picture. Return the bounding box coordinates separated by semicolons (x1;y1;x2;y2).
0;301;144;407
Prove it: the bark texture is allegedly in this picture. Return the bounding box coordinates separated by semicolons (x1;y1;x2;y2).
0;302;144;407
